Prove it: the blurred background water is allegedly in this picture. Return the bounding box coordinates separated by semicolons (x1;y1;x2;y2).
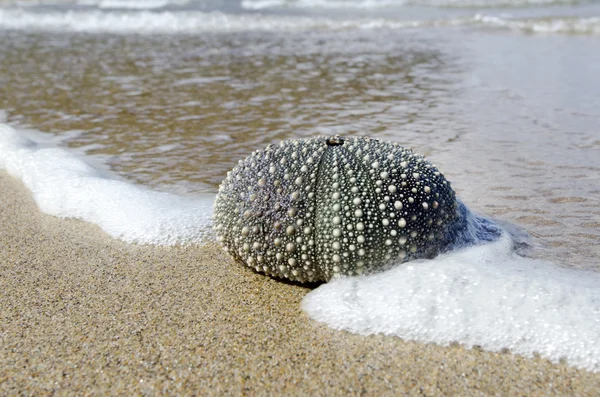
0;0;599;266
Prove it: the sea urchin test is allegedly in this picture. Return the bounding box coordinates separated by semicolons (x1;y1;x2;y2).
214;136;490;283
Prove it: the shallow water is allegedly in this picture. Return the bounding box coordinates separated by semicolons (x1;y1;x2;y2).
0;30;467;192
1;9;599;266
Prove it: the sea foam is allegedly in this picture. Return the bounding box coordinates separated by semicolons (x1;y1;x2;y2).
241;0;583;9
0;122;213;245
303;223;600;372
0;8;598;35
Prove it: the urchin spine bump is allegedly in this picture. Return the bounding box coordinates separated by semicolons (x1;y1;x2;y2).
213;136;463;283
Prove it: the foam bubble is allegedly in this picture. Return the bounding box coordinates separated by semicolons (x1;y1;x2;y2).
303;225;600;372
0;122;214;245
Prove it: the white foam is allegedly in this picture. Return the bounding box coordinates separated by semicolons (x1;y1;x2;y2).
0;9;386;33
83;0;173;9
241;0;581;9
303;232;600;372
76;0;194;9
0;8;597;35
0;122;214;245
241;0;401;9
474;14;600;35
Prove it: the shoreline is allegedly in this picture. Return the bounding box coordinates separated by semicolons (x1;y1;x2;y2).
1;171;599;395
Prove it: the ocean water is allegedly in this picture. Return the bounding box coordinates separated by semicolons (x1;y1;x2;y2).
1;0;599;371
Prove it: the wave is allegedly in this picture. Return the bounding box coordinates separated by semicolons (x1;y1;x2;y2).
0;8;397;33
475;14;600;33
303;223;600;372
76;0;191;9
1;0;588;9
0;7;598;34
0;121;214;245
242;0;585;10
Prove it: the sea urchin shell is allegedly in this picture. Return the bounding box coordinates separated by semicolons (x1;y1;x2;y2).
213;136;462;283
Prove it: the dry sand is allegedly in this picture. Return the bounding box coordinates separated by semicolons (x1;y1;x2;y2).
1;171;599;396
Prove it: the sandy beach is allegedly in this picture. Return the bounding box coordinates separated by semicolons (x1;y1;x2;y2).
2;172;599;395
2;0;600;392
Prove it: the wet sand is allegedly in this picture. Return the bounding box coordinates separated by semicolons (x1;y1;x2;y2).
2;172;600;395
